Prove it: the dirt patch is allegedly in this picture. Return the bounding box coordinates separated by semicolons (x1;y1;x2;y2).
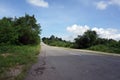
1;53;12;58
1;65;23;80
7;65;23;77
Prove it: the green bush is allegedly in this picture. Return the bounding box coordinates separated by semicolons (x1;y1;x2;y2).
89;45;120;54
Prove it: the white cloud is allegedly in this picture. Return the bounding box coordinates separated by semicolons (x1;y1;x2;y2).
95;1;108;10
61;35;76;41
27;0;49;8
66;24;120;40
92;27;120;40
110;0;120;6
67;24;90;35
95;0;120;10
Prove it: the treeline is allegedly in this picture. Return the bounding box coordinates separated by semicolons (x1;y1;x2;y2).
42;35;74;48
74;30;120;53
42;30;120;54
0;14;41;45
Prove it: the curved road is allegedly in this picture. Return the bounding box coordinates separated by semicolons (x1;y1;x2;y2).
25;43;120;80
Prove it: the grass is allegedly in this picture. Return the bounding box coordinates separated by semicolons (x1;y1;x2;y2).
88;44;120;54
0;45;40;80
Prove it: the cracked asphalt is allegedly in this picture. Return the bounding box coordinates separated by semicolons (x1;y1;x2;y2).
25;43;120;80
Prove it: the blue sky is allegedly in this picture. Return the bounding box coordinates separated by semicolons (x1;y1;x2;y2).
0;0;120;40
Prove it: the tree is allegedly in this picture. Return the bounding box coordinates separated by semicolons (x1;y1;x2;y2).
95;38;108;45
118;40;120;47
16;14;41;45
50;35;55;40
74;30;98;48
107;39;118;47
0;14;41;45
0;17;18;44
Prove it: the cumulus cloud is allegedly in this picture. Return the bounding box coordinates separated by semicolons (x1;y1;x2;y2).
67;24;90;35
66;24;120;40
27;0;49;8
110;0;120;6
95;1;108;10
95;0;120;10
92;27;120;40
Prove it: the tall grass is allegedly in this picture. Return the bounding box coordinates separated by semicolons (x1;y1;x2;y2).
0;45;40;80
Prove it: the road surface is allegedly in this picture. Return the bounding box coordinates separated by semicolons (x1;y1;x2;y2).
25;43;120;80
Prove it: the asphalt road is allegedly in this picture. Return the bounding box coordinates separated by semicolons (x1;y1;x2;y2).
25;43;120;80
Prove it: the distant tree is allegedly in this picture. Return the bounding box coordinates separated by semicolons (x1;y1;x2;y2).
118;40;120;47
95;38;108;45
42;35;74;48
42;37;49;44
50;35;55;40
74;35;81;48
107;39;118;47
74;30;98;48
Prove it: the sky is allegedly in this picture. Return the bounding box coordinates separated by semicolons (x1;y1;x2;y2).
0;0;120;41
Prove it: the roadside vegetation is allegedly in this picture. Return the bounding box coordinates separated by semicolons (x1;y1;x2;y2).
0;14;41;80
0;45;40;80
42;35;74;48
42;30;120;54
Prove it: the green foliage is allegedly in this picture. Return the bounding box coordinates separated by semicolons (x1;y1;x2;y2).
74;30;120;54
74;30;98;48
89;44;120;54
0;14;41;45
95;38;107;45
88;45;109;52
88;38;120;54
42;35;74;48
